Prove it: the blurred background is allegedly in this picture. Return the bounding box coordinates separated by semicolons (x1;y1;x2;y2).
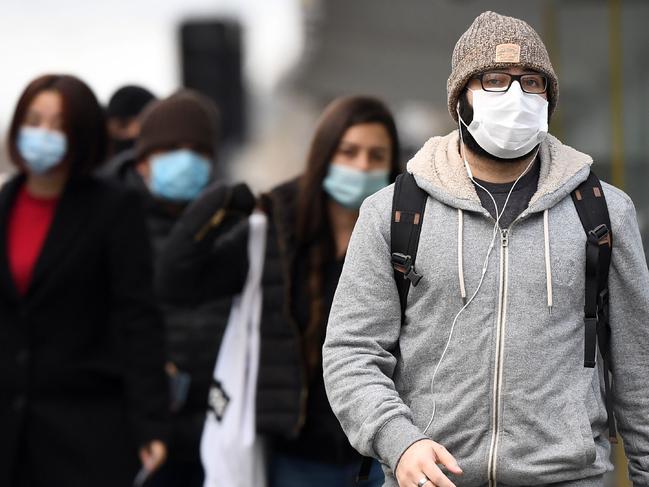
0;0;645;483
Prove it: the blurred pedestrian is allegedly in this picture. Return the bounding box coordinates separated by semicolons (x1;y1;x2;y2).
104;89;233;487
0;74;168;487
104;90;218;254
105;84;156;158
156;95;402;487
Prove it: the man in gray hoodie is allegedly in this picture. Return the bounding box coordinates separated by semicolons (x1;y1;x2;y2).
323;11;649;487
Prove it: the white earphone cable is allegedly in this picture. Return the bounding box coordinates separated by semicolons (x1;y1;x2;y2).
423;113;538;434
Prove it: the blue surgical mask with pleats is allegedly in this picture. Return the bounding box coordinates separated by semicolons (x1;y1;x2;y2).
149;149;211;201
323;164;390;210
18;126;68;175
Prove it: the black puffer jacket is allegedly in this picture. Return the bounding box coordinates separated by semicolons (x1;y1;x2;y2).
158;178;362;465
101;154;244;462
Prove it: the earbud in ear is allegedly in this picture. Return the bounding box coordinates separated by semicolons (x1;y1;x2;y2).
464;158;473;180
457;101;472;180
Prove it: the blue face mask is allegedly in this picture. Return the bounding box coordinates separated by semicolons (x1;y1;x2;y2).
323;164;390;210
150;149;211;202
18;127;68;175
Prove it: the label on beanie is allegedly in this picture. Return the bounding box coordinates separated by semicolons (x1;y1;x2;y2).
495;43;521;62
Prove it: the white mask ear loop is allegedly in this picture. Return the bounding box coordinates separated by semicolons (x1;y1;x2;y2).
423;110;539;434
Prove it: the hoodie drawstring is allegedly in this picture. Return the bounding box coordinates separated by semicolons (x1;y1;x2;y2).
543;209;553;314
457;207;553;312
458;209;467;304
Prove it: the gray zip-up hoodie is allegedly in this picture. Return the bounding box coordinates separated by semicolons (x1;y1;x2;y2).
323;131;649;486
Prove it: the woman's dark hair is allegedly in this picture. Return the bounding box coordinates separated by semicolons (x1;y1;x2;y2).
295;95;401;377
8;74;107;177
296;95;401;245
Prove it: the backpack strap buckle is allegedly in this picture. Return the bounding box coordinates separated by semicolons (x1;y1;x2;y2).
589;224;611;247
391;252;422;287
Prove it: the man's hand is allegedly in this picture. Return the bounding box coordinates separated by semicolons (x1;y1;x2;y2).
395;439;462;487
139;440;167;473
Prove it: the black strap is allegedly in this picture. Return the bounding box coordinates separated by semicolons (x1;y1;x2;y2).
356;457;373;482
357;173;428;485
571;171;613;366
570;169;617;441
602;355;618;442
390;172;428;319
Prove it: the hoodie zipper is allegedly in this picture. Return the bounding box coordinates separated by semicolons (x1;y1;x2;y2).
487;226;510;487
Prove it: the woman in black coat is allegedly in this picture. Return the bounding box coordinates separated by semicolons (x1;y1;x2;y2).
157;96;402;486
0;74;168;487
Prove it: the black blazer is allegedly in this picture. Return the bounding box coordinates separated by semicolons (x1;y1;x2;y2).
0;174;168;487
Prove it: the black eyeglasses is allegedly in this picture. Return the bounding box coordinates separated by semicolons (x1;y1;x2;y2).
472;72;548;94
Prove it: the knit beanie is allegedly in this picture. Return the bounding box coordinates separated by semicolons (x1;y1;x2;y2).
447;11;559;122
135;89;219;160
106;85;156;119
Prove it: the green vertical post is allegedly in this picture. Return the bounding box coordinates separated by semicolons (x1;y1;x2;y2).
543;0;564;140
610;1;630;485
609;0;625;189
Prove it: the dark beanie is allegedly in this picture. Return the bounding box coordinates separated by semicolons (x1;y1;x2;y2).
106;85;156;119
135;89;219;160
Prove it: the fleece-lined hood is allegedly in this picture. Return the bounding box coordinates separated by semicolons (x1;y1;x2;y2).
407;130;594;310
407;130;592;215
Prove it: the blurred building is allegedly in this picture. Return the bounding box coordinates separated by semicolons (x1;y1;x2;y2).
0;0;645;483
286;0;649;265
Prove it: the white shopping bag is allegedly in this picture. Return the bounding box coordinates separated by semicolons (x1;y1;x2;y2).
201;211;267;487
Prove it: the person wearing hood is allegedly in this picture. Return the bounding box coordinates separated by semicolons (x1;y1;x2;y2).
323;11;649;487
104;89;230;487
104;89;218;256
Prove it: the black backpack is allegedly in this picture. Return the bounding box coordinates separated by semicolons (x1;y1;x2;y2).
390;170;616;437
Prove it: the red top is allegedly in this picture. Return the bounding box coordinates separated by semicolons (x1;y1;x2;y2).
7;186;59;296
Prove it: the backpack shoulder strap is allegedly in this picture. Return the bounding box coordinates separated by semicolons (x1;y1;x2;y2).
571;170;612;366
357;173;428;484
390;172;428;319
570;169;617;441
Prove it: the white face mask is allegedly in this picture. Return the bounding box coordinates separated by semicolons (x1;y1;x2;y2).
463;81;549;159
